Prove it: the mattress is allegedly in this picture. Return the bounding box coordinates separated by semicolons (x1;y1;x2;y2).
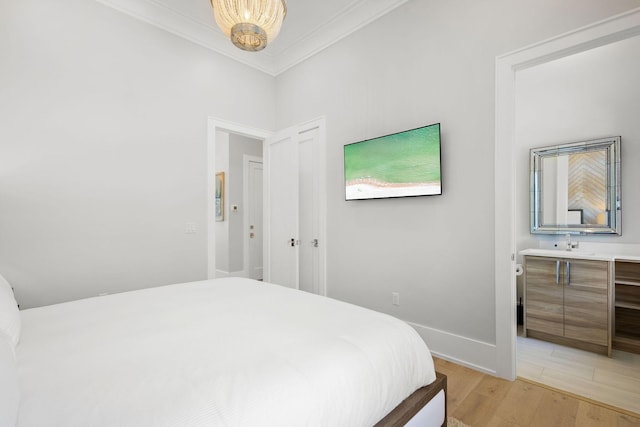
16;277;436;426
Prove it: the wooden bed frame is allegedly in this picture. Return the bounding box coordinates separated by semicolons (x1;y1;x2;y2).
375;372;447;427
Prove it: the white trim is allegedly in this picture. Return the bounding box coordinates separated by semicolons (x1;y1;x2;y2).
94;0;410;76
215;269;248;278
494;7;640;380
207;118;272;280
270;0;410;75
243;155;263;280
408;321;497;376
94;0;274;75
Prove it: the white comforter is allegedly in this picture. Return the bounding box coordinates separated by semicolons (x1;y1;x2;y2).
16;278;435;427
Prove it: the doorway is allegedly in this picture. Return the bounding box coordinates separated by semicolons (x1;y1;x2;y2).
209;123;267;279
494;4;640;393
207;117;271;279
512;34;640;415
207;117;327;295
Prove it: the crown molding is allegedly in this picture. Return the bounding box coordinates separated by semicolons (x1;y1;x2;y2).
271;0;410;75
95;0;277;74
95;0;409;76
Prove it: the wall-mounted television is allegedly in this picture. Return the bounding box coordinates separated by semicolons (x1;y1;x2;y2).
344;123;442;200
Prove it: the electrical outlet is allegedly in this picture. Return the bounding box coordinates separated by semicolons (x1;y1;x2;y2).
392;292;400;306
185;222;197;234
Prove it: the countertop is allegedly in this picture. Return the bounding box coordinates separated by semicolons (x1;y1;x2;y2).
519;248;640;262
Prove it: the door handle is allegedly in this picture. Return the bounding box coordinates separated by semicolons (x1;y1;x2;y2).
556;260;560;285
566;261;571;285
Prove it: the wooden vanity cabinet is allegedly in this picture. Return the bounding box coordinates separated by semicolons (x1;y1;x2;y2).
524;257;564;336
614;260;640;354
524;256;611;356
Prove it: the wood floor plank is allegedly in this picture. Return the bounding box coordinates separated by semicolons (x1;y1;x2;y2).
517;334;640;415
537;367;640;414
575;402;622;427
485;415;528;427
473;375;512;400
433;358;483;414
453;390;504;427
550;347;640;380
619;414;640;427
493;379;545;426
592;368;640;393
516;359;544;379
433;357;640;427
518;350;596;380
530;390;579;427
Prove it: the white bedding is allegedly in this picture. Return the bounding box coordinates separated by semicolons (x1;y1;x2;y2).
16;278;436;427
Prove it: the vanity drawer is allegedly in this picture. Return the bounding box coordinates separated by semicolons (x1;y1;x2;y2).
565;259;608;288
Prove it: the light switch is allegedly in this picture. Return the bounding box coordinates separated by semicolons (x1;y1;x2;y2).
392;292;400;306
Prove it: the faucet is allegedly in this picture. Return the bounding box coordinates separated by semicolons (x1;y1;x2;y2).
565;234;578;250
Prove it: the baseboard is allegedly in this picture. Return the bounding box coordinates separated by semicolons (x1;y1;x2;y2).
215;270;248;278
407;321;497;376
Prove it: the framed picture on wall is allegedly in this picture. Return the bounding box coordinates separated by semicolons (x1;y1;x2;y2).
215;172;225;222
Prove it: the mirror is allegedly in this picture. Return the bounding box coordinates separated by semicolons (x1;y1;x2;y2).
530;136;621;235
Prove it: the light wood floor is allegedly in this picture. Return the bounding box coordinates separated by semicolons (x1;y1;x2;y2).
434;357;640;427
517;335;640;415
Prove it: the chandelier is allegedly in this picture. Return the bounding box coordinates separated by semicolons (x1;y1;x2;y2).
210;0;287;52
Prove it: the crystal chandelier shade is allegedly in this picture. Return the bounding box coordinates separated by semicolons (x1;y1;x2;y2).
210;0;287;52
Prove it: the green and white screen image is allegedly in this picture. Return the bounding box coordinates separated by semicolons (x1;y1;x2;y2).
344;124;441;200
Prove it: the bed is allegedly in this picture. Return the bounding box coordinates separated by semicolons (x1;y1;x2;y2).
1;275;446;427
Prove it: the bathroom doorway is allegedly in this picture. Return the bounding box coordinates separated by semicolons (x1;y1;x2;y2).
495;8;640;414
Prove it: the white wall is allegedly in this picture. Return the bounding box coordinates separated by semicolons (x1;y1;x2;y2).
0;0;275;308
516;35;640;253
2;0;639;371
275;0;639;371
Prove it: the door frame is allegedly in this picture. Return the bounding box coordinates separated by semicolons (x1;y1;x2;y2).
494;7;640;380
207;116;328;297
243;155;263;279
207;117;272;279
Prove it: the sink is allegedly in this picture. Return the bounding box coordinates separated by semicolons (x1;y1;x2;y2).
519;249;610;260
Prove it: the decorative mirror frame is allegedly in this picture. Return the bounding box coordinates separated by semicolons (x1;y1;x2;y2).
530;136;621;235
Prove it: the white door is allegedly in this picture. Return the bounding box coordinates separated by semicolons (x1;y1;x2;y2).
298;130;320;294
265;128;299;288
264;118;326;295
247;159;263;280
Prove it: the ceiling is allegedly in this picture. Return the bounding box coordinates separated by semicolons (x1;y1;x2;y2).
95;0;409;76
